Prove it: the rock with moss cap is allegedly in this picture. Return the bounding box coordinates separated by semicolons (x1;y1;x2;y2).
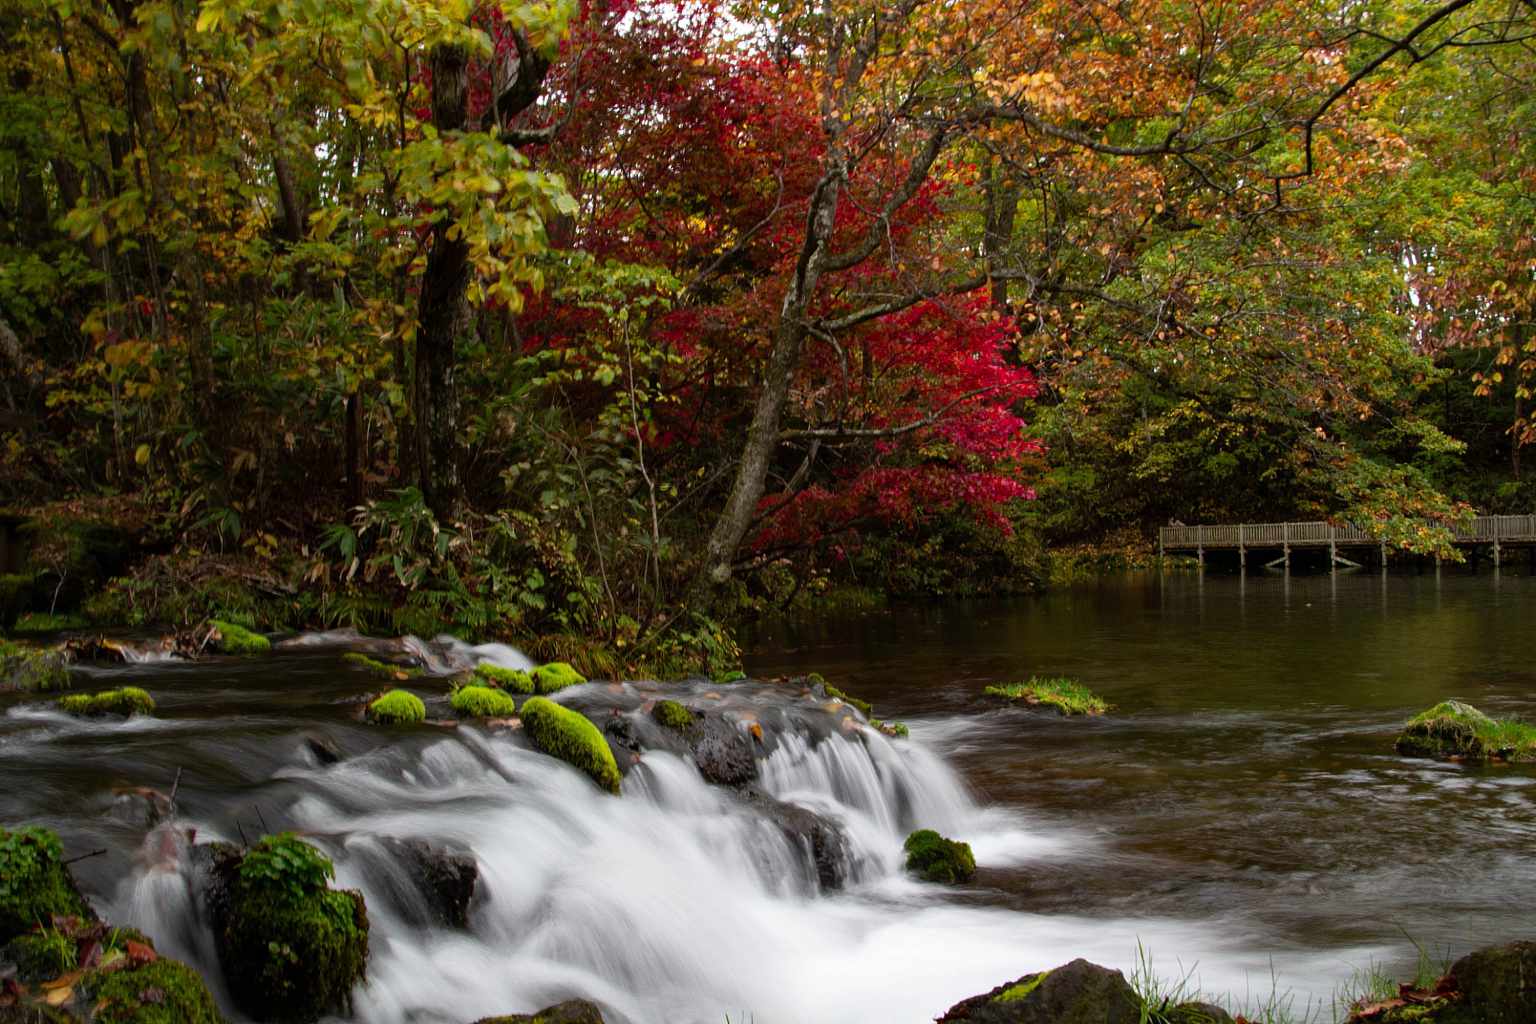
86;956;227;1024
207;619;270;655
473;663;537;693
652;699;695;731
214;833;368;1024
903;828;976;884
0;827;93;944
367;689;425;725
0;641;70;693
520;697;621;794
938;959;1140;1024
531;662;586;693
1394;700;1536;762
472;999;606;1024
450;684;519;719
57;686;154;718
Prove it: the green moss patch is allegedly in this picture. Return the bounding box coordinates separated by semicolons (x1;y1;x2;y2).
870;718;909;738
473;663;536;693
366;689;425;725
88;956;225;1024
208;619;270;655
530;662;586;693
824;684;873;717
0;640;70;692
12;612;90;635
520;696;621;794
57;686;154;717
344;652;420;679
0;827;91;943
903;828;976;884
450;684;518;718
3;928;77;982
218;834;367;1023
994;969;1049;1004
653;699;695;730
1395;701;1536;762
984;676;1109;716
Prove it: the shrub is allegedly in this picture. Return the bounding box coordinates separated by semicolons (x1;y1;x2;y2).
366;690;425;725
450;685;518;718
903;829;976;884
520;697;621;794
57;686;155;717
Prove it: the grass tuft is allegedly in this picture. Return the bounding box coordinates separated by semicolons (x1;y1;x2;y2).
984;676;1109;716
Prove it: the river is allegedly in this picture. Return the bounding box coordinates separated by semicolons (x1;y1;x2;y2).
2;568;1533;1023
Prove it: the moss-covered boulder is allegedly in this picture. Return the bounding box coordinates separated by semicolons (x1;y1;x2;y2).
215;833;367;1024
2;929;77;982
343;652;420;679
86;957;226;1024
0;827;92;944
520;697;621;794
531;662;586;693
472;1000;606;1024
0;641;70;693
652;699;694;730
366;689;425;725
57;686;154;717
1394;701;1536;762
938;959;1141;1024
1442;940;1536;1023
450;684;518;719
473;663;536;693
207;620;269;655
1164;1003;1235;1024
983;677;1109;716
903;828;976;884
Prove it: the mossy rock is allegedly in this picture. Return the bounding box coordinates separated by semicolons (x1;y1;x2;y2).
450;684;518;719
870;718;909;738
473;1000;606;1024
473;663;536;694
57;686;154;718
2;929;76;982
217;834;368;1024
530;662;586;694
1444;939;1536;1023
823;684;873;717
87;957;226;1024
1164;1002;1236;1024
520;697;621;794
983;677;1109;716
903;828;976;884
1394;701;1536;762
0;827;92;944
366;689;425;725
938;959;1140;1023
0;641;70;693
344;652;420;679
652;699;695;730
207;620;269;655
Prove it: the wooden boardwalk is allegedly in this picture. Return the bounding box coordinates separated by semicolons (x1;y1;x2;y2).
1158;515;1536;570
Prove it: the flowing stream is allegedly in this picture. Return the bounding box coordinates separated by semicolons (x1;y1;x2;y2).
3;568;1535;1022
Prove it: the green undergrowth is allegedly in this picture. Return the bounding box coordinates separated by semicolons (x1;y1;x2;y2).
1394;701;1536;762
0;639;70;692
57;686;154;717
11;611;90;635
520;696;621;794
450;684;518;718
366;689;425;725
985;676;1110;716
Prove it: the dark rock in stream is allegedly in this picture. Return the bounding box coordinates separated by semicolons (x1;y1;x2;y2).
379;837;478;929
106;786;174;829
1444;940;1536;1023
689;711;757;787
742;791;850;891
301;732;345;766
473;999;606;1024
938;959;1141;1024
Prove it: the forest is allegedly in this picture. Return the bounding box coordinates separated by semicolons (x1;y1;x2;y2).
1;0;1534;666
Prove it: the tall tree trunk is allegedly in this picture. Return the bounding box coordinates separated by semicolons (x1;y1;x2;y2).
983;156;1019;313
693;166;844;595
413;45;471;520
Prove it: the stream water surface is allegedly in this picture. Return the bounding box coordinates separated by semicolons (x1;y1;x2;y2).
2;569;1533;1023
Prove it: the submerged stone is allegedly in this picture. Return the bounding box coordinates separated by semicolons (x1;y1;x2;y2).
472;999;606;1024
903;828;975;884
381;837;479;930
689;712;757;787
938;959;1141;1024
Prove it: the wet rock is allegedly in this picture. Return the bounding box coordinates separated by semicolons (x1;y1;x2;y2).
302;733;344;766
472;999;606;1024
1446;940;1536;1023
938;959;1141;1024
0;643;70;693
108;787;174;830
743;792;850;891
689;712;757;787
1166;1002;1235;1024
601;714;643;772
381;837;478;929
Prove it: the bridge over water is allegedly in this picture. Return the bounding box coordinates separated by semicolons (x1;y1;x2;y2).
1158;515;1536;571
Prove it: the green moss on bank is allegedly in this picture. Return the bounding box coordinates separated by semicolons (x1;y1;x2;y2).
1395;701;1536;762
208;619;269;655
366;689;424;725
3;929;76;981
450;684;518;718
903;828;976;884
653;699;694;730
57;686;154;717
11;612;90;635
0;827;91;943
520;696;621;794
219;834;367;1023
88;957;226;1024
984;676;1109;716
0;640;70;692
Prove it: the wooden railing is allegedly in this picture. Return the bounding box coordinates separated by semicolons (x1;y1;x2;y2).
1160;515;1536;551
